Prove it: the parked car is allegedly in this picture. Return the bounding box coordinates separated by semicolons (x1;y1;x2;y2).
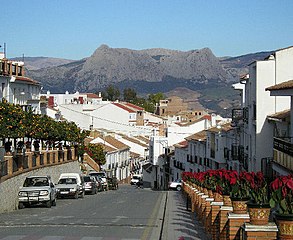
91;175;104;192
130;174;143;185
83;175;97;194
168;179;182;191
55;173;85;199
107;177;118;190
18;175;56;209
89;171;108;191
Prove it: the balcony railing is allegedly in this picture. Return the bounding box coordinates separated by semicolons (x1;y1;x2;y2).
274;137;293;157
273;137;293;171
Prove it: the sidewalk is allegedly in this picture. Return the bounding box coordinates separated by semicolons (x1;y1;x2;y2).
161;190;212;240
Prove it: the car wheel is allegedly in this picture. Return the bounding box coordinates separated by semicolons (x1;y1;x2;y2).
52;198;57;206
18;202;25;209
45;200;52;208
176;185;182;191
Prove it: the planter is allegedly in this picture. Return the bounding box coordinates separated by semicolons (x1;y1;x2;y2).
223;195;232;206
231;197;249;214
213;192;223;202
247;202;271;225
275;213;293;240
208;189;213;198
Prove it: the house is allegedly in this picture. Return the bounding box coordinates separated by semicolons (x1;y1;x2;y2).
0;55;41;113
232;47;293;172
90;133;131;181
266;79;293;176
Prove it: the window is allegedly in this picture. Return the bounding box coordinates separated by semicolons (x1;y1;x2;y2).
12;64;16;75
18;66;23;76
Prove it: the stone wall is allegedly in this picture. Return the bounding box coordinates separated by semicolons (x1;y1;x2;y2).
0;161;81;213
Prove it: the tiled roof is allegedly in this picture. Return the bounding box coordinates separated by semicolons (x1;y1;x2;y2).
179;115;211;126
185;130;207;141
124;102;144;111
104;135;130;150
266;80;293;91
174;140;188;148
135;136;150;144
112;102;136;113
130;151;140;158
16;76;40;85
103;144;116;153
121;135;148;148
267;109;290;120
208;123;232;133
86;93;101;98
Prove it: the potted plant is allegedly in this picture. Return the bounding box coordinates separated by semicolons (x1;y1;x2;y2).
215;169;238;206
270;174;293;239
230;171;251;214
245;171;271;225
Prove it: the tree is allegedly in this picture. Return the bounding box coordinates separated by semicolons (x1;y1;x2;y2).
103;85;120;101
148;92;165;105
85;143;106;165
123;88;137;102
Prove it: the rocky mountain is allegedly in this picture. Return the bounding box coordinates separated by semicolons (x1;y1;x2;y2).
24;45;272;114
12;57;75;70
27;45;235;94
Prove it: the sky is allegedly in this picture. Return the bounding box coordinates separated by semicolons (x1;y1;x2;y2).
1;0;293;60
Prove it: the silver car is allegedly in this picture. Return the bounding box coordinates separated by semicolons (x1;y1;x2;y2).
18;176;57;209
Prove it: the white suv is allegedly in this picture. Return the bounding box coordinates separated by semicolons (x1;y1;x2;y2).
18;176;57;209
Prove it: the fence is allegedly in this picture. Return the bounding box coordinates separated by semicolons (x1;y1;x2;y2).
0;147;77;182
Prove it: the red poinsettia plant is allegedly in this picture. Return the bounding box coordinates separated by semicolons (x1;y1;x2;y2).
203;170;219;191
230;171;251;199
215;169;238;196
245;171;269;205
270;174;293;214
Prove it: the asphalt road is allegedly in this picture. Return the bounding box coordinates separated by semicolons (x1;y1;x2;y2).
0;185;167;240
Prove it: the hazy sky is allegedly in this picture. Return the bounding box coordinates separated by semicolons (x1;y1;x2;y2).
1;0;293;60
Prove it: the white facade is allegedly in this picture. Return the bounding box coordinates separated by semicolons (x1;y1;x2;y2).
90;136;131;181
243;48;292;171
0;59;41;113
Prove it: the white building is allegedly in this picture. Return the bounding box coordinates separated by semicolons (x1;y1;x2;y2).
237;47;292;172
0;57;41;113
266;80;293;176
90;134;131;181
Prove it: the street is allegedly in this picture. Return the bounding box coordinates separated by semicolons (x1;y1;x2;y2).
0;185;166;240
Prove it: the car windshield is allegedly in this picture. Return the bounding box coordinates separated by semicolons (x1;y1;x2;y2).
132;176;140;180
90;172;106;178
58;178;77;184
23;177;49;187
83;176;91;182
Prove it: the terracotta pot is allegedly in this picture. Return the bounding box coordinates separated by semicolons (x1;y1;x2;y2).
275;213;293;240
208;189;213;198
214;192;223;202
223;195;232;206
231;197;249;214
247;203;271;225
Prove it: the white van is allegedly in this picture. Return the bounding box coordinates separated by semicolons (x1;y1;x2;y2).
55;173;85;199
130;174;142;185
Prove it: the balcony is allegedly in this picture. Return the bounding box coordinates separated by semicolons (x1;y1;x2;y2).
273;137;293;171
